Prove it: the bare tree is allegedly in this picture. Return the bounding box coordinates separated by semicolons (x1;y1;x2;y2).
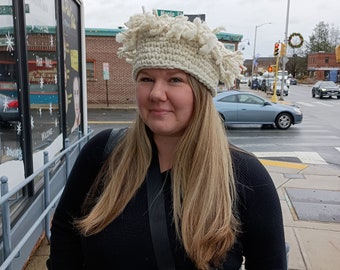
305;21;337;53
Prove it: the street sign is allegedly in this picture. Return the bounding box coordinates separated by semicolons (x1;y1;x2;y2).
224;43;235;51
281;56;289;65
103;63;109;80
155;9;183;17
0;4;29;15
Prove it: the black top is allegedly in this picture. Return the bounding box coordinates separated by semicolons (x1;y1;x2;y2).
48;129;287;270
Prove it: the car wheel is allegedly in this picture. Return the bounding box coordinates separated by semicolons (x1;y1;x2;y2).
275;112;292;130
337;96;340;99
312;91;315;98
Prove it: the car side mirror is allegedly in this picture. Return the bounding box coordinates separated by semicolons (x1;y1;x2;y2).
263;101;271;106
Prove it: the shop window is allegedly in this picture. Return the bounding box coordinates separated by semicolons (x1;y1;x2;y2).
325;57;329;64
0;8;21;167
86;61;95;80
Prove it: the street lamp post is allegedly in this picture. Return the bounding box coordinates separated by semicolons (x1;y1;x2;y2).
279;0;291;101
251;22;271;80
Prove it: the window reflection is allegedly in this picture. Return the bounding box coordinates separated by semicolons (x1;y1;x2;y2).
0;5;21;165
26;0;61;153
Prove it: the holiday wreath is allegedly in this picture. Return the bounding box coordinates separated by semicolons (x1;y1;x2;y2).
288;32;304;48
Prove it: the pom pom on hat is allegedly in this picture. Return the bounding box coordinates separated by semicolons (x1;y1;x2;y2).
116;10;245;96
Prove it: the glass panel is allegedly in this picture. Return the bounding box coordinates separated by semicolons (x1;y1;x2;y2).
62;0;82;137
86;61;94;79
25;0;62;169
0;0;22;170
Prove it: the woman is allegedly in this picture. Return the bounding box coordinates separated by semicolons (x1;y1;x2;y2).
48;10;287;270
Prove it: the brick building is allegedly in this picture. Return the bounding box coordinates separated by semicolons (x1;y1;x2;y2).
243;57;277;76
307;52;340;82
85;28;136;105
84;28;243;105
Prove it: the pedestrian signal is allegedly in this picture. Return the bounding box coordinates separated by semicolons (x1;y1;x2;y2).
274;42;280;57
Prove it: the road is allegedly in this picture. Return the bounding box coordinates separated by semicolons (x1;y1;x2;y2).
88;83;340;168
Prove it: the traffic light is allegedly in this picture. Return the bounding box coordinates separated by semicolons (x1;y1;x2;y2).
268;66;273;72
280;42;286;57
336;44;340;63
274;42;280;57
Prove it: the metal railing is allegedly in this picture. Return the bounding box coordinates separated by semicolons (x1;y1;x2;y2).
0;130;93;270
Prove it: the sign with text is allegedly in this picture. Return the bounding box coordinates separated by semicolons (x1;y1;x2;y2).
103;62;110;80
0;4;29;15
156;9;183;17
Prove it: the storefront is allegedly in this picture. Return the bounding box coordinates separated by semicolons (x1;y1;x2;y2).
0;0;87;193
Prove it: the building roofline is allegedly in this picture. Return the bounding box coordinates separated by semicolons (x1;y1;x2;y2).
0;26;243;42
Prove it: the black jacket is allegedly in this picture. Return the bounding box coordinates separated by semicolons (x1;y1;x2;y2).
48;129;287;269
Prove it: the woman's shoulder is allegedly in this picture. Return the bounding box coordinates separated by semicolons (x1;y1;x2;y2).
229;144;272;186
81;128;117;156
229;144;259;165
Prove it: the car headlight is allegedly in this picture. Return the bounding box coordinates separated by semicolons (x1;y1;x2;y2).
321;88;327;92
293;108;302;115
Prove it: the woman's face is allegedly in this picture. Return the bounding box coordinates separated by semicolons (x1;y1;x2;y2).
136;68;194;137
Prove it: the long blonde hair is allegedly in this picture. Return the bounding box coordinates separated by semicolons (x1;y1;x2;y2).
77;75;239;270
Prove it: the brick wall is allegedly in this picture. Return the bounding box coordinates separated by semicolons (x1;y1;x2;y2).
85;36;136;105
308;52;340;81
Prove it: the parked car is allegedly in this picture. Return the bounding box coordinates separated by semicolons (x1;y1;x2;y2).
312;81;340;99
239;77;247;84
275;83;289;96
0;93;20;124
213;91;303;130
289;78;297;85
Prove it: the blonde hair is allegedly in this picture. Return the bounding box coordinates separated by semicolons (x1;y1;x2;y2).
77;75;238;270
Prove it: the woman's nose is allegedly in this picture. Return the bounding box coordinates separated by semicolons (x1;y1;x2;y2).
150;81;167;101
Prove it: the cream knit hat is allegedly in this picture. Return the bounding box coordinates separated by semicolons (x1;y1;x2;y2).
116;10;245;96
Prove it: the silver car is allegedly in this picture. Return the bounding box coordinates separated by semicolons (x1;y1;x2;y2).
311;81;340;99
213;91;303;130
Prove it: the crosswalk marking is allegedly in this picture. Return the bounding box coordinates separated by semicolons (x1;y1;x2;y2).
312;101;333;107
296;101;314;107
295;101;336;107
253;151;328;165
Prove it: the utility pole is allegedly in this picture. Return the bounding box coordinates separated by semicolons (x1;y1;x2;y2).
280;0;291;101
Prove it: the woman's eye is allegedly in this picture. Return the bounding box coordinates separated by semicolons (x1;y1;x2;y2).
138;77;153;82
170;77;182;83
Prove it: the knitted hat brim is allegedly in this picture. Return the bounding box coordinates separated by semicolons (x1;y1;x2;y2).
132;37;219;96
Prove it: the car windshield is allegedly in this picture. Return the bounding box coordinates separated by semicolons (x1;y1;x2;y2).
320;81;336;87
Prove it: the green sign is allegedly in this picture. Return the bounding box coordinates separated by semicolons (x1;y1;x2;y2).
156;9;183;17
0;4;30;15
0;38;7;46
224;43;236;51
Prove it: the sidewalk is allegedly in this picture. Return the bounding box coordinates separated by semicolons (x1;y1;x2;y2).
23;160;340;270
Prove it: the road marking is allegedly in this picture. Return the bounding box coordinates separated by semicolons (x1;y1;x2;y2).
312;101;333;107
253;151;327;165
336;147;340;153
259;159;308;169
295;101;314;107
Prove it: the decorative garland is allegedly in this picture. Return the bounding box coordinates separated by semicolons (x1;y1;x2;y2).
288;32;304;48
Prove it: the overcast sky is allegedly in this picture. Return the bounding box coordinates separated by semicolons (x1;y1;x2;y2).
82;0;339;60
